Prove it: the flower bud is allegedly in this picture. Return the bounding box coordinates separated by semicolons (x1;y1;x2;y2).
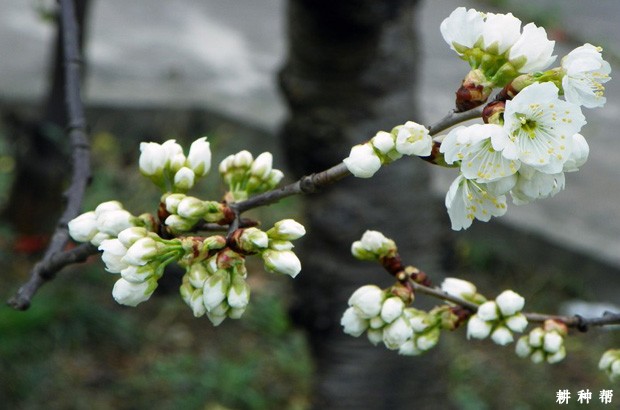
227;274;251;309
250;152;273;179
268;219;306;241
91;232;111;247
515;336;532;358
186;137;211;177
238;228;269;252
505;313;528;333
416;328;441;351
233;150;253;168
394;121;432;156
162;140;185;172
117;227;149;248
380;297;405;324
371;131;396;155
367;329;383;346
398;340;422;356
369;316;385;329
112;277;157;307
266;169;284;187
477;301;499;321
348;285;384;319
99;239;129;273
95;201;123;216
543;331;564;354
97;209;135;236
218;154;235;175
467;315;492;339
528;327;545;347
261;249;302;278
187;288;207;317
173;167;196;191
187;262;209;288
351;230;396;260
343;143;381;178
177;196;206;219
496;290;525;316
440;277;477;300
491;326;514;345
165;215;196;232
341;307;368;337
228;306;247;320
68;211;98;243
139;142;167;176
120;264;155;283
123;237;159;266
202;270;231;312
546;346;567;364
382;317;413;350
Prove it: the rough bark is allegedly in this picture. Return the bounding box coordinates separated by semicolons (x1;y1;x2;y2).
279;1;452;408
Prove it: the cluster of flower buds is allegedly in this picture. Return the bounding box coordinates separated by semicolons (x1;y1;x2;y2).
350;230;397;261
178;219;305;325
98;227;185;306
162;193;227;233
343;121;432;178
68;201;151;246
467;290;528;345
515;319;567;364
599;349;620;381
139;137;212;192
180;249;250;326
341;285;441;355
218;151;284;201
436;8;611;231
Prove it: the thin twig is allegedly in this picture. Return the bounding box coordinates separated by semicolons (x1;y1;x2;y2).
8;0;90;310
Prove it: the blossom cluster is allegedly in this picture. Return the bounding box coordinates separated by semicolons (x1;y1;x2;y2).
437;8;611;230
599;349;620;381
140;137;211;192
219;151;284;201
466;290;528;345
516;320;568;364
340;285;441;355
343;121;433;178
68;137;306;325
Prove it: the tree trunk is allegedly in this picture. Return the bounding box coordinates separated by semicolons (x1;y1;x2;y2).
279;1;453;408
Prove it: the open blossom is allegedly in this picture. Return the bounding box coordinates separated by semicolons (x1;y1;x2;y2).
440;7;485;55
495;82;586;173
508;23;556;73
441;124;520;183
510;166;565;205
445;174;508;231
561;43;611;108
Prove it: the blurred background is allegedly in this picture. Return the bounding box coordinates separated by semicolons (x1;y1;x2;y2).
0;0;619;409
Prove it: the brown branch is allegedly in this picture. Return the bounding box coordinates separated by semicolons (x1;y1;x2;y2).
8;0;91;310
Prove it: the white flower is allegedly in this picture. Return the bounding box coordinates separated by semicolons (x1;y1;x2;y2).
97;209;134;236
122;237;159;266
68;211;98;243
441;124;520;183
250;152;273;179
186;137;212;177
440;277;477;300
176;196;205;219
261;249;302;278
445;174;508;231
395;121;432;156
543;331;564;354
562;44;611;108
477;301;499;321
341;307;369;337
351;230;396;260
99;239;129;273
117;227;148;248
348;285;384;319
94;201;123;216
268;219;306;241
173;167;196;191
440;7;485;55
491;326;514;345
233;150;254;168
343;143;381;178
510;166;565;205
495;290;525;316
497;82;586;172
139;142;167;176
112;277;156;307
508;23;556;73
481;12;521;54
467;315;492;339
380;297;405;324
382;316;413;350
505;313;528;333
563;134;589;172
